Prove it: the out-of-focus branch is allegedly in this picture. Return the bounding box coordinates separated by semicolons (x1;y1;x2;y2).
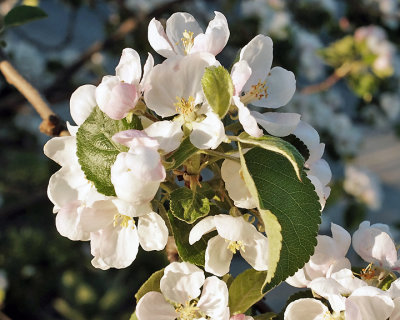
0;0;188;115
300;63;352;95
0;311;12;320
166;236;179;262
0;49;69;136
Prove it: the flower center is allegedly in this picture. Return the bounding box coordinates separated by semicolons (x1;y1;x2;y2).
360;263;376;281
226;240;245;254
174;96;196;118
113;214;134;228
175;300;202;320
240;80;268;105
324;311;344;320
180;29;195;55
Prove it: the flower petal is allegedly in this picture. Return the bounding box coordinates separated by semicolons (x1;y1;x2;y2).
233;96;263;137
160;262;205;304
240;226;269;271
251;67;296;109
138;211;168;251
140;53;154;92
240;35;273;92
221;159;257;209
115;48;141;85
197;276;229;318
55;201;90;241
44;136;77;166
231;60;252;96
308;159;332;186
251;111;300;137
189;216;216;244
205;235;233;276
166;12;203;55
191;11;230;56
190;111;226;149
144;120;184;153
148;18;175;58
136;292;177;320
70;84;96;125
284;298;329;320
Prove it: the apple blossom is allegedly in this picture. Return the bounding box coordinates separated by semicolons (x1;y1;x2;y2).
148;11;229;58
110;130;166;204
352;221;400;271
78;199;168;270
189;215;268;276
230;34;297;138
286;223;351;288
96;48;154;120
144;52;226;150
136;262;229;320
44;136;107;241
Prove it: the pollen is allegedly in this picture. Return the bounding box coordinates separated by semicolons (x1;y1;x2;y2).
240;80;268;105
113;214;134;229
226;240;245;254
360;263;376;280
175;299;201;320
179;29;195;55
174;96;195;116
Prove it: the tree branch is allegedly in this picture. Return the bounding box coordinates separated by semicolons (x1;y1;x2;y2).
300;63;352;95
0;49;68;136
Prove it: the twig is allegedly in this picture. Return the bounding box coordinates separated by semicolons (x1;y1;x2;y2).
0;49;68;136
300;63;352;95
0;311;12;320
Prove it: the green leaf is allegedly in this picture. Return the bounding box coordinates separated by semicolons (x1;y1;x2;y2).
129;312;138;320
201;66;233;119
242;147;321;291
237;133;304;181
134;268;164;303
165;137;198;170
76;106;142;196
167;211;210;266
170;187;210;224
254;313;277;320
4;5;47;27
238;145;282;285
228;269;268;314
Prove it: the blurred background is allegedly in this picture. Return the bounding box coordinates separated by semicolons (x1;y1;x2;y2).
0;0;399;319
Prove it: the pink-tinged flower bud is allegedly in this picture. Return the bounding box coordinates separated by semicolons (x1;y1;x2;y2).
96;76;139;120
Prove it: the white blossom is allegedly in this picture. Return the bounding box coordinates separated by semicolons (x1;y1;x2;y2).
148;11;229;58
136;262;229;320
189;215;268;276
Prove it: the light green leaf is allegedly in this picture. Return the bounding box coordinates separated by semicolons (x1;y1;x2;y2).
165;137;198;170
170;187;210;224
201;66;233;119
167;212;210;266
4;5;47;27
238;144;282;285
134;268;164;303
129;312;138;320
242;147;321;292
76;106;142;196
237;132;304;180
228;269;268;315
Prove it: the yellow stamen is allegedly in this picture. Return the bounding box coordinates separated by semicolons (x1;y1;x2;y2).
226;240;245;254
113;214;134;229
175;299;201;320
180;29;195;55
174;96;195;116
240;80;268;105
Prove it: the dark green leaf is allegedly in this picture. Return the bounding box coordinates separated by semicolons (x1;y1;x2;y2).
202;66;233;119
167;212;210;266
134;268;164;303
237;133;304;180
165;137;198;170
243;147;321;292
170;187;210;224
229;269;268;314
4;5;47;27
76;106;142;196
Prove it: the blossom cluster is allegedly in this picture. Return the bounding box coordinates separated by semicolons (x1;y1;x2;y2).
285;221;400;319
44;11;333;319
